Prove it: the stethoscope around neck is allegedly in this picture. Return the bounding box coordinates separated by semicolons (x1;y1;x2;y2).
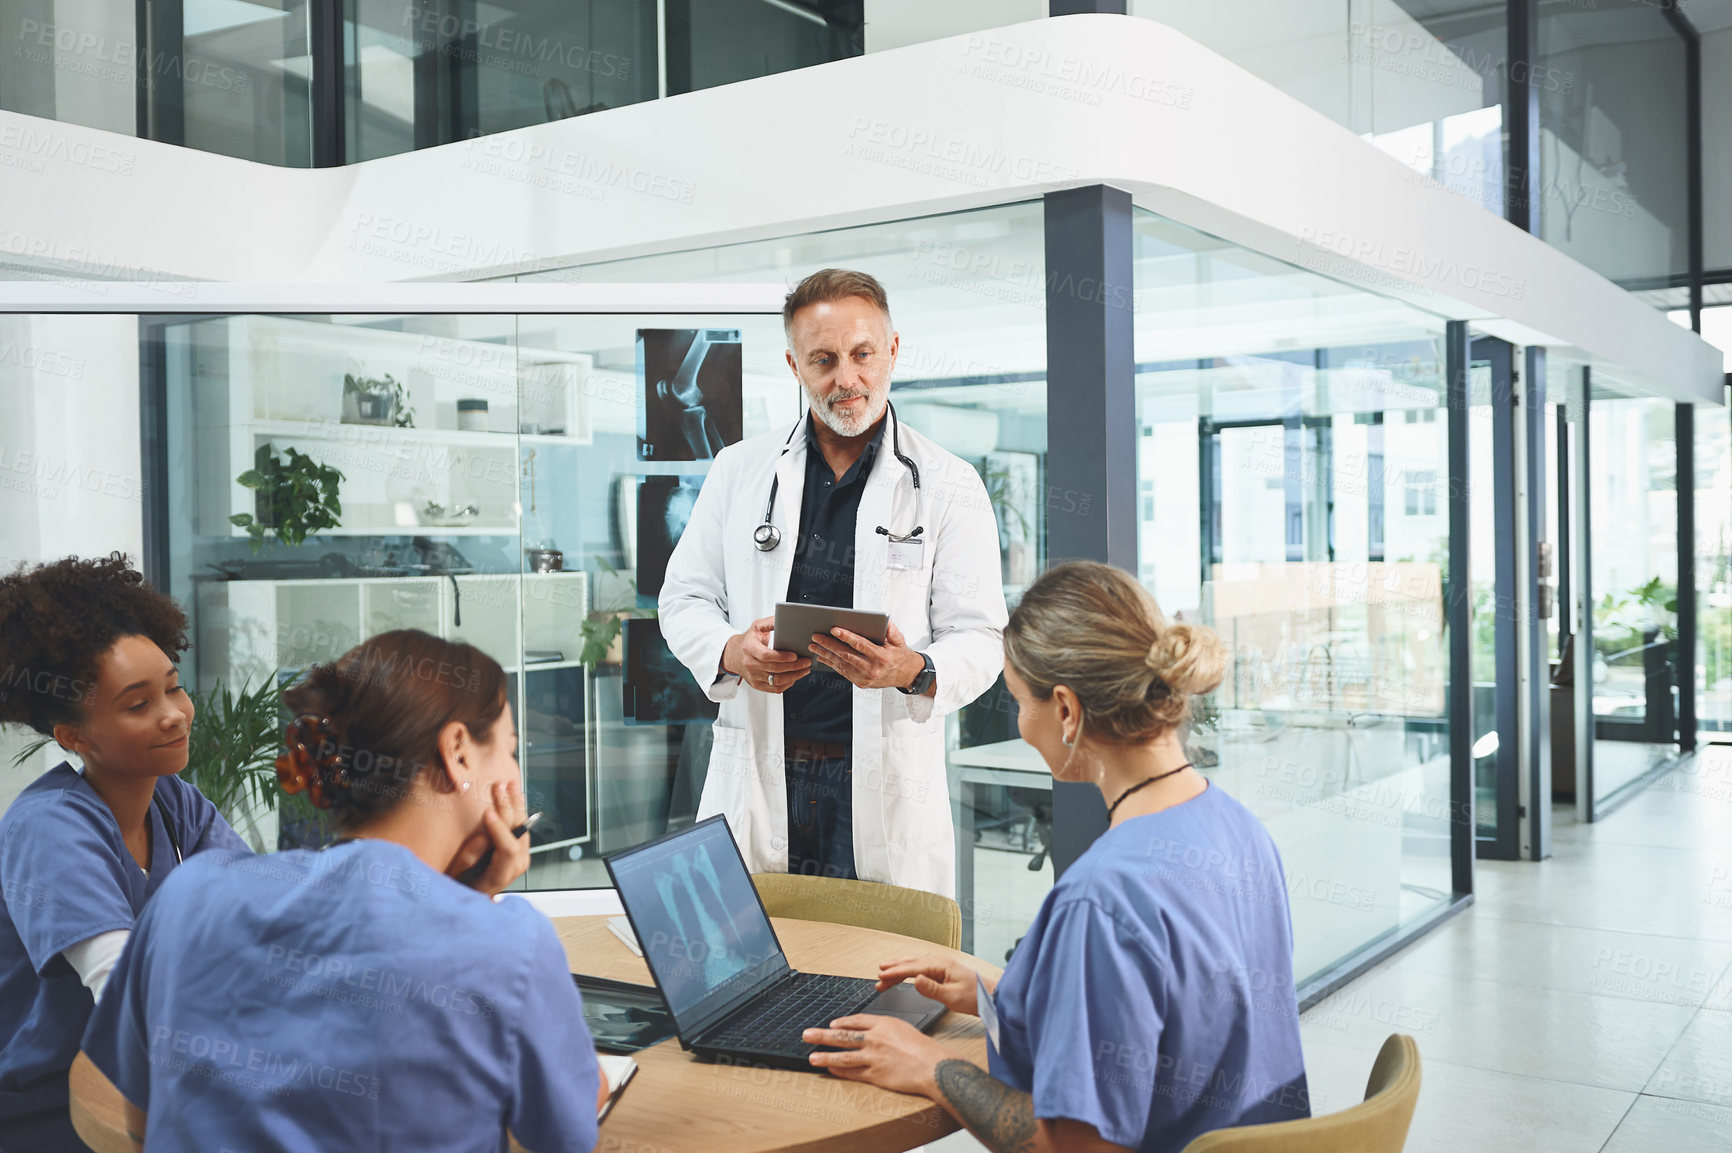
753;401;924;552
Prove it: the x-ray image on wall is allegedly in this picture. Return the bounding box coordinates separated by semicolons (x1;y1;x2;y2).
636;475;705;598
637;328;743;461
623;617;720;726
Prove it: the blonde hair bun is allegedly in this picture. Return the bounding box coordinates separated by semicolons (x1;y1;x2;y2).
1148;621;1227;699
1004;560;1229;746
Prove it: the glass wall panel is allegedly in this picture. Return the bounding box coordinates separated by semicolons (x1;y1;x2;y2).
1587;392;1679;800
0;0;314;165
1129;0;1507;215
1133;208;1455;984
0;1;138;137
344;0;858;162
670;0;862;96
1537;0;1688;288
346;0;659;163
176;0;313;166
525;203;1049;960
1698;395;1732;733
154;308;786;891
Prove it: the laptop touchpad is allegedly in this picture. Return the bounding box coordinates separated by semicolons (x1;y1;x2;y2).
865;982;947;1029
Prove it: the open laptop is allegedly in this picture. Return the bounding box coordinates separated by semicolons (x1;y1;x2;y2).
603;815;946;1070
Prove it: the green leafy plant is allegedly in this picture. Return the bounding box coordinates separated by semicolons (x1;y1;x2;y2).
183;679;285;827
580;557;656;667
344;372;415;429
229;444;345;552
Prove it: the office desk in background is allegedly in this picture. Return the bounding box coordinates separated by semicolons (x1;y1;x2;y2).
948;739;1052;955
70;916;996;1153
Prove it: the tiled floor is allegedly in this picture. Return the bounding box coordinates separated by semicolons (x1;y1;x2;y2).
931;746;1732;1151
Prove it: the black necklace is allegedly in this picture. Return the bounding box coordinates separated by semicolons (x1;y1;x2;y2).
1107;762;1193;819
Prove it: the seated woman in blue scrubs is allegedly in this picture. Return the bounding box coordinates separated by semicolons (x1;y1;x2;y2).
80;628;603;1153
0;553;251;1153
802;561;1310;1152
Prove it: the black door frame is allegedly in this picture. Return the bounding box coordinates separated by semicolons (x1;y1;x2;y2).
1471;336;1521;861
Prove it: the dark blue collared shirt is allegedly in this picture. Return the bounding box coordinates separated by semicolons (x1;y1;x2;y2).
783;414;885;743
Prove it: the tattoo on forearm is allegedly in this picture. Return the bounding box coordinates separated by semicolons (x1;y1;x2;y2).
934;1059;1038;1153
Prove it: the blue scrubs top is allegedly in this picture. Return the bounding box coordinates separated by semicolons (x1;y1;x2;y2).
82;839;601;1153
987;782;1310;1151
0;763;248;1122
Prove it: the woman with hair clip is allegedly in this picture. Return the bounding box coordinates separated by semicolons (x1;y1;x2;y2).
799;561;1310;1152
0;554;251;1153
79;628;604;1153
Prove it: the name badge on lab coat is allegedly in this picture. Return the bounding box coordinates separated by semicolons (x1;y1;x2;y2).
887;539;924;571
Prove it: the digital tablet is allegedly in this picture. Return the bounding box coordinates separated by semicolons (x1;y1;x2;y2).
773;602;889;658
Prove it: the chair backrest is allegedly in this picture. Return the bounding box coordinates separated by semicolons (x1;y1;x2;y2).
1179;1034;1421;1153
749;873;961;950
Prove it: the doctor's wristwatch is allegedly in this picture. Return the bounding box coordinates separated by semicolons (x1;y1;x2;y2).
899;651;937;696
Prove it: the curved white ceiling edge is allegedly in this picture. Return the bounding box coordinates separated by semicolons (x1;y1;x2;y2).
0;14;1720;403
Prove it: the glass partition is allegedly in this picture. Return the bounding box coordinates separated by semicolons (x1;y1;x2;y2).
1131;0;1507;215
344;0;860;162
1133;207;1456;984
1587;391;1680;799
524;202;1050;960
1537;0;1688;289
154;307;797;891
0;0;315;166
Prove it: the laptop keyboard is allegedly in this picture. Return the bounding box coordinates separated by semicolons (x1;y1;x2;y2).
703;972;877;1054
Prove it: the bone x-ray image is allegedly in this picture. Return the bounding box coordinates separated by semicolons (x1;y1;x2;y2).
623;617;720;726
650;840;756;1000
637;329;743;461
636;475;705;598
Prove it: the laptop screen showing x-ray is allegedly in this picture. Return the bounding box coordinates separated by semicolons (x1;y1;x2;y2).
606;816;789;1036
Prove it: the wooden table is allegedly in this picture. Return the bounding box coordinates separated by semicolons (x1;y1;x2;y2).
71;915;997;1153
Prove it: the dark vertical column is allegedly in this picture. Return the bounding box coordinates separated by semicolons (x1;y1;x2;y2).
1556;404;1570;650
1481;337;1518;861
1049;1;1128;13
143;0;186;146
663;0;694;96
1445;321;1475;895
1045;185;1136;879
1664;9;1703;328
310;0;347;167
411;0;444;150
1678;403;1697;753
1524;346;1551;860
1505;0;1541;233
138;318;170;592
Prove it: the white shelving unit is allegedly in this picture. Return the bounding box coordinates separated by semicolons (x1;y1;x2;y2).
195;571;593;854
191;315;594;540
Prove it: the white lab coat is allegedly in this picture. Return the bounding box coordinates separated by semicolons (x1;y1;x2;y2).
658;406;1007;898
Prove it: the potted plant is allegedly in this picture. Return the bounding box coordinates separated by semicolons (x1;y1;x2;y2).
343;372;415;428
580;557;656;667
229;444;345;553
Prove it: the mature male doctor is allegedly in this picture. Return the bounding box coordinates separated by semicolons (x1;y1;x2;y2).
659;269;1006;898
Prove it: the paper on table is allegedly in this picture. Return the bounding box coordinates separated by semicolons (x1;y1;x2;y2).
608;916;642;957
597;1053;637;1122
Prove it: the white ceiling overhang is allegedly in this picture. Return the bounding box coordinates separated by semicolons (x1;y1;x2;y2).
0;13;1720;402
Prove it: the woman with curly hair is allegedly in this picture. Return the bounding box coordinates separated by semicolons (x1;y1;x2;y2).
0;553;251;1152
78;629;604;1153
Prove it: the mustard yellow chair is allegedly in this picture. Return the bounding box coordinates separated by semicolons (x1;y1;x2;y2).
749;873;962;950
1180;1034;1422;1153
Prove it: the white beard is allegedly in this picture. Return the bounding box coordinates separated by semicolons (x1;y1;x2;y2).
808;390;884;438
